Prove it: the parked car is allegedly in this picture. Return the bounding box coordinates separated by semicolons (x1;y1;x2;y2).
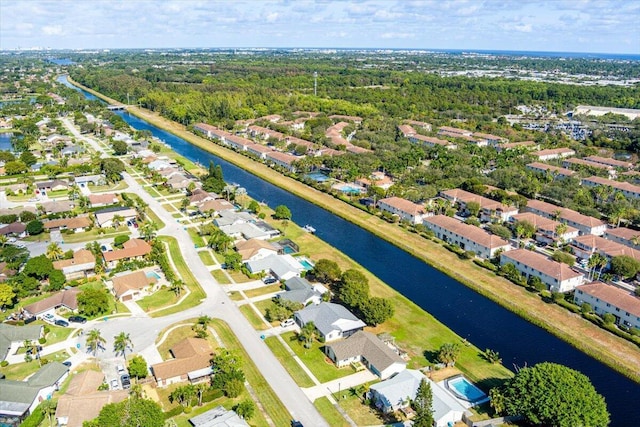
120;374;131;389
62;361;72;367
116;364;126;375
55;319;69;327
262;276;277;285
280;318;295;328
42;313;55;322
110;378;119;390
68;315;87;324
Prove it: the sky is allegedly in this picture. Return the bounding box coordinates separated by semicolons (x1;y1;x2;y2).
1;0;639;54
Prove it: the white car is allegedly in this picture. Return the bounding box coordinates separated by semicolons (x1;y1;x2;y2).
280;318;295;328
110;378;119;390
42;313;55;323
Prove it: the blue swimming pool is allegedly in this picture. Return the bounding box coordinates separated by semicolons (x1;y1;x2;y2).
305;172;330;182
334;184;364;194
146;271;162;280
446;376;487;404
297;258;314;270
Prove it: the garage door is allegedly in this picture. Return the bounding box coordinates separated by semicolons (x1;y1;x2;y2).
122;294;132;301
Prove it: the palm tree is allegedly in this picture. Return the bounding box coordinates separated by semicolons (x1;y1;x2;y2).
194;382;208;406
139;220;158;241
113;332;133;358
0;235;7;248
40;398;57;427
46;242;64;260
86;328;106;355
631;235;640;248
111;214;124;229
555;223;568;245
170;280;184;297
299;321;316;349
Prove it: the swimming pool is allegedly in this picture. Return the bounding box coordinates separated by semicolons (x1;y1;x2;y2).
146;271;162;280
446;376;488;405
305;172;330;182
296;257;315;271
333;183;364;194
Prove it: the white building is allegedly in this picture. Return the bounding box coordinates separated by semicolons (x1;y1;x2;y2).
574;282;640;330
500;249;584;292
377;197;429;224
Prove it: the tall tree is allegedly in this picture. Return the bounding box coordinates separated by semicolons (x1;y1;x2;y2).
45;242;64;261
86;328;106;356
412;378;434;427
113;332;133;358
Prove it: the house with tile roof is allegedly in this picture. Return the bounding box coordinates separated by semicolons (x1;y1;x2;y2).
510;212;579;245
0;362;68;426
533;147;575;161
52;249;96;280
151;338;214;387
55;370;128;427
604;227;640;249
265;151;298;172
570;234;640;268
94;207;137;228
324;331;406;379
377;197;429;224
574;282;640;329
24;288;81;317
581;176;640;200
41;200;74;215
440;189;518;222
0;222;26;238
294;302;366;342
424;215;511;259
43;216;92;233
197;199;235;215
500;249;584;292
235;238;279;262
0;324;43;362
525;199;607;236
103;239;152;269
88;193;119;207
526;162;575;179
110;270;159;302
584;155;633;170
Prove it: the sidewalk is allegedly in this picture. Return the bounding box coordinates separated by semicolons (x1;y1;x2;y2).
302;370;377;401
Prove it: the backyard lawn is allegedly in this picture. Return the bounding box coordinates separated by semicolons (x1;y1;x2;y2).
137;288;179;313
0;350;69;380
281;332;354;383
264;336;315;387
61;228;129;243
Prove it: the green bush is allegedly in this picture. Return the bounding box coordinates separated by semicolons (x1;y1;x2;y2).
163;406;184;419
19;404;44;427
0;360;9;367
202;388;224;403
473;259;498;272
38;337;46;345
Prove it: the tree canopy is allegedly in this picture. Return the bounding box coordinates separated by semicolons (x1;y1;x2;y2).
84;396;164;427
496;362;609;427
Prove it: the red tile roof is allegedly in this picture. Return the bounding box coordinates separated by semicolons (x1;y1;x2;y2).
577;282;640;317
502;249;583;281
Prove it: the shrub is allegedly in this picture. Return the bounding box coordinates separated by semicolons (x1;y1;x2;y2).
473;259;498;271
163;406;184;419
38;337;46;345
0;360;9;367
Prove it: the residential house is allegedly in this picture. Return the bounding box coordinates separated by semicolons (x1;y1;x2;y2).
574;282;640;329
563;158;616;178
88;193;118;207
0;324;43;362
277;277;326;306
377;197;429;225
409;133;457;150
510;212;579;245
404;120;432;131
265;151;298;172
604;227;640;249
472;132;507;145
368;371;468;426
225;135;253;152
43;216;92;233
111;270;159;302
24;288;81;317
0;362;69;426
581;176;640;200
151;338;214;387
53;249;96;280
570;234;640;267
41;200;74;215
246;254;305;281
147;159;172;171
235;238;279;262
440;188;518;222
94;207;137;228
5;183;28;194
55;370;128;427
36;179;69;192
197;199;235;215
245;143;272;159
167;173;199;191
324;331;406;379
533;148;576;161
103;239;152;269
526;162;575;179
525;199;607;236
188;189;217;205
248;125;285;141
75;175;106;187
355;172;394;191
60;145;84;157
193;123;228;140
294;302;366;342
500;249;584;292
584;155;633;170
423;215;511;259
438;126;473;138
188;406;249;427
0;222;26;238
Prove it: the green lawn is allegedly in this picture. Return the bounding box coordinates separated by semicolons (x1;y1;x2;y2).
252;299;279;327
145;206;166;229
281;331;354;383
89;181;128;192
227;270;254;283
264;336;315;387
228;291;243;301
44;324;74;345
198;251;215;266
149;237;206;317
211;269;231;284
239;305;269;331
314;397;350;427
137;288;179;312
338;390;387;426
0;350;69;380
188;228;206;247
211;319;291;426
61;228;129;243
244;283;282;299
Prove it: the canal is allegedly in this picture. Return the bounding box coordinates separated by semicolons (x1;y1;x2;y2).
60;76;639;426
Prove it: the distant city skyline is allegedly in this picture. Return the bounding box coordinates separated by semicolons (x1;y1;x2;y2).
1;0;638;55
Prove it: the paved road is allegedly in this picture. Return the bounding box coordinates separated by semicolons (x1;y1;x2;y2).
61;117;109;158
78;172;328;426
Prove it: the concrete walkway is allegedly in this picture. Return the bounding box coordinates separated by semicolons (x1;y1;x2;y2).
302;370;378;401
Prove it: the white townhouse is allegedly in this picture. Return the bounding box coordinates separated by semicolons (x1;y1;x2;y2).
193;123;232;141
581;176;640;200
533;147;576;161
225;135;253;152
500;249;584;292
526;162;576;179
377;197;429;224
265;151;298;172
424;215;511;259
571;234;640;268
574;282;640;330
525;199;607;236
584;155;634;170
510;212;579;245
245;143;272;159
440;189;518;222
604;227;640;249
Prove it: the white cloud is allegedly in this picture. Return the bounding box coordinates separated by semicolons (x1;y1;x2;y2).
42;25;64;36
380;32;415;39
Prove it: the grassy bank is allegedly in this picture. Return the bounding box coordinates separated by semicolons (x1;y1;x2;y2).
69;77;640;383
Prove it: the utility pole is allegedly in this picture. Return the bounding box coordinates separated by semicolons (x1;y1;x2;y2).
313;72;317;96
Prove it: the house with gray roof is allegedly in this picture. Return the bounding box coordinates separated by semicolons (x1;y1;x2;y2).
0;362;68;426
324;331;406;379
246;254;305;281
188;405;249;427
294;302;365;342
0;324;43;362
277;277;326;306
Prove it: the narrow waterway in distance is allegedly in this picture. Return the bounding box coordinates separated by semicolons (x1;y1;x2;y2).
60;75;639;426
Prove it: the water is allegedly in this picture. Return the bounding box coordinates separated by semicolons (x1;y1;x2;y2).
448;377;487;403
0;133;13;151
60;75;640;426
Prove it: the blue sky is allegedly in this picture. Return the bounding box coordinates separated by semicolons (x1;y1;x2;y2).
1;0;638;54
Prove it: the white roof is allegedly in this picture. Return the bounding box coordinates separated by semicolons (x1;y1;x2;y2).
246;254;304;279
370;369;424;409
